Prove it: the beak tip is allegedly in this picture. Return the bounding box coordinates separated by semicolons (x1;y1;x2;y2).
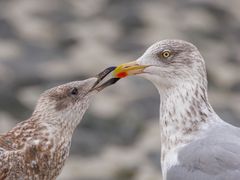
90;67;121;92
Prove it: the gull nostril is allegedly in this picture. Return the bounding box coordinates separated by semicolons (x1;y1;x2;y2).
124;66;130;69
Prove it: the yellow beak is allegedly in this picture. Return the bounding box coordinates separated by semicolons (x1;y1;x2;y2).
113;61;148;78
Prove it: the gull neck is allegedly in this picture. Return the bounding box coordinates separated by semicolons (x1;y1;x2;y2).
158;80;217;149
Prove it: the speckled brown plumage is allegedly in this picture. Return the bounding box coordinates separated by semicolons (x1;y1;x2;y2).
0;78;99;180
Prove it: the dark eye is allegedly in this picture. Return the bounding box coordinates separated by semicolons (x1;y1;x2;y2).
158;50;172;59
70;87;78;95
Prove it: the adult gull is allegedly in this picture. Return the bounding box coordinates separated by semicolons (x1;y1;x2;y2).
112;39;240;180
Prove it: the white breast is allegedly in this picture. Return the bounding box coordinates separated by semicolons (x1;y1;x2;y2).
161;147;180;180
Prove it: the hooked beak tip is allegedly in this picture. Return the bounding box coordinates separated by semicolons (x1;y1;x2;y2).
89;66;120;92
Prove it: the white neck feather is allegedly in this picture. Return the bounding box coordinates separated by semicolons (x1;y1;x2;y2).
158;80;217;146
157;80;221;177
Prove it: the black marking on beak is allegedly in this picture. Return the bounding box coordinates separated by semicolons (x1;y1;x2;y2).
89;66;120;92
94;78;120;92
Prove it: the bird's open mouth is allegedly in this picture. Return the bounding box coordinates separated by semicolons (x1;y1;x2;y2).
89;67;120;92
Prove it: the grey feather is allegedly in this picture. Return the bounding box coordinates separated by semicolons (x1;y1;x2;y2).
168;124;240;180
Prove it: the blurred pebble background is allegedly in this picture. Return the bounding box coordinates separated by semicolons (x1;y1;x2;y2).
0;0;239;179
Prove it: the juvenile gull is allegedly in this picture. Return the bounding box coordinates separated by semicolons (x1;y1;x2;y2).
113;39;240;180
0;67;118;180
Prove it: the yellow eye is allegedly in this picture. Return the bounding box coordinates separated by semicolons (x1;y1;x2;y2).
160;50;171;58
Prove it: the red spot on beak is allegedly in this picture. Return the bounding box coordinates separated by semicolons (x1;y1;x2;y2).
116;72;128;78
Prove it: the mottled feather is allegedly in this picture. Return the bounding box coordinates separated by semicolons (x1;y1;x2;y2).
0;78;98;180
167;124;240;180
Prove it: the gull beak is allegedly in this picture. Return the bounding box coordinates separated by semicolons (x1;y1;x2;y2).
89;67;120;92
113;61;148;78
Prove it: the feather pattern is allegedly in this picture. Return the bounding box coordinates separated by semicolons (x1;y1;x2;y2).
131;40;240;180
0;78;97;180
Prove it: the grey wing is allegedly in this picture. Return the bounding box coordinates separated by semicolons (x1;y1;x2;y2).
167;125;240;180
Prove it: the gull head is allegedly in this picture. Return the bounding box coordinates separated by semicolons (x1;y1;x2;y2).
37;78;98;113
113;39;206;90
33;78;100;125
33;67;119;126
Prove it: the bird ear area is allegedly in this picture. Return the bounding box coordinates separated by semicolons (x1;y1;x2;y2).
48;87;75;111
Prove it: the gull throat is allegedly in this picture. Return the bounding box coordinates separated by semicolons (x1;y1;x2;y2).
159;80;216;152
158;80;219;177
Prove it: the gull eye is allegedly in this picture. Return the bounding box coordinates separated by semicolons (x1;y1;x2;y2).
70;87;78;95
159;50;171;59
